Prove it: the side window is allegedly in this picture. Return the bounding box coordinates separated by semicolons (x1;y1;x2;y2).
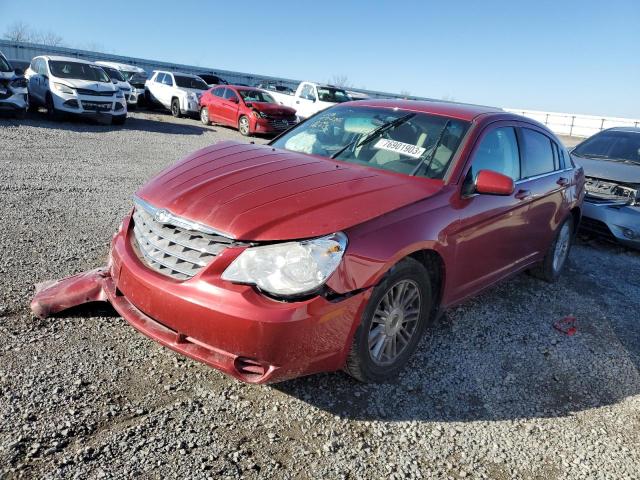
521;128;555;178
162;74;173;86
301;84;315;100
212;87;225;98
155;73;164;83
468;127;521;182
30;58;37;72
223;89;238;101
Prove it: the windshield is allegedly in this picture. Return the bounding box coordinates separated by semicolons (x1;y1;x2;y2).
316;87;351;103
0;54;11;72
121;70;144;81
174;75;208;90
238;90;276;103
103;66;125;82
49;61;110;82
271;106;469;179
573;130;640;164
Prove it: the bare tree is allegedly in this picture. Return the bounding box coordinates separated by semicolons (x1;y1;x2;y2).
399;89;412;99
3;21;33;42
328;74;353;88
37;31;65;47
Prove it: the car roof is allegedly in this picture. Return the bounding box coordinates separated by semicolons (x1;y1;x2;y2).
604;126;640;133
351;99;505;122
96;61;144;72
154;70;200;78
39;55;96;65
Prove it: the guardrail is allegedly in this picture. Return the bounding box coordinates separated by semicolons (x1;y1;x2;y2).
504;108;640;138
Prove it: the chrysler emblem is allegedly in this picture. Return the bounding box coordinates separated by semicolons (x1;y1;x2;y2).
154;209;172;224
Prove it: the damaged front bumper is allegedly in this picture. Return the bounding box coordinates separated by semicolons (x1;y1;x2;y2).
30;215;370;384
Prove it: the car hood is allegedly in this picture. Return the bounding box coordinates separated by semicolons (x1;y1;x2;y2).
179;87;206;96
136;141;443;241
251;102;296;116
572;155;640;183
56;78;116;91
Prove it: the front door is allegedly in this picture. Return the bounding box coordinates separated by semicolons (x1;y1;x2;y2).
221;88;240;126
449;124;533;302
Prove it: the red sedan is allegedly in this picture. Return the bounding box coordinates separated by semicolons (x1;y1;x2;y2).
31;100;584;384
199;85;297;136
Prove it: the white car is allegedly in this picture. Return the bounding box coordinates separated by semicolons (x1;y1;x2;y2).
264;81;352;119
25;56;127;124
145;70;208;117
0;51;28;118
95;61;146;109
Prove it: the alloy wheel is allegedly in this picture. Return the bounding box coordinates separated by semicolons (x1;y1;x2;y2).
368;279;421;366
200;107;209;125
553;222;571;272
239;117;250;135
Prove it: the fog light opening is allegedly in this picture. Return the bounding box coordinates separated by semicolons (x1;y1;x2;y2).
234;356;267;381
622;227;636;239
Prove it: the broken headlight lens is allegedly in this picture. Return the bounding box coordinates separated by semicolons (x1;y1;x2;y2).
221;232;347;297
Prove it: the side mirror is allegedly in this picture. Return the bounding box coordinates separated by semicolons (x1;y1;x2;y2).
475;170;515;195
14;68;24;76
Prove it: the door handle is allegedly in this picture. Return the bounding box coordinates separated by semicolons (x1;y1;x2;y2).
296;100;300;104
557;177;569;186
515;189;531;200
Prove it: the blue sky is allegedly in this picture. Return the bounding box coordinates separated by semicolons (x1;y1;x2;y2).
1;0;638;117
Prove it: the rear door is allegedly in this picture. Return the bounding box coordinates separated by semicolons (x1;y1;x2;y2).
516;127;572;256
450;123;533;301
160;73;174;107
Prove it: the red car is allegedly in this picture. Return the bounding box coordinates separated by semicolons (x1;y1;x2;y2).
199;85;297;136
31;100;584;384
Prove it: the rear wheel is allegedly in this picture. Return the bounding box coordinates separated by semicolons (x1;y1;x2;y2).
171;98;181;117
344;258;432;383
238;115;250;136
529;216;574;282
200;106;210;125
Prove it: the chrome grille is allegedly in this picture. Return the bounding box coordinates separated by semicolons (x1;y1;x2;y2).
76;88;115;97
131;206;234;280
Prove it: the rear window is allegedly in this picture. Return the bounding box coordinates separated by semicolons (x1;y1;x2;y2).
521;128;555;178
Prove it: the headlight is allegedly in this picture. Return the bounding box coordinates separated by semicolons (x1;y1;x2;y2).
222;232;347;297
252;110;267;119
187;92;197;101
53;82;75;95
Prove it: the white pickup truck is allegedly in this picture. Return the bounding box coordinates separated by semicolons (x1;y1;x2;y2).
263;81;352;119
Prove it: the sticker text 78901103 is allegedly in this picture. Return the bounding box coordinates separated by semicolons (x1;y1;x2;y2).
373;138;426;159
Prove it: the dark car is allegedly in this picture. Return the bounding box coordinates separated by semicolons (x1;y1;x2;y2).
32;100;584;384
571;127;640;248
197;74;228;86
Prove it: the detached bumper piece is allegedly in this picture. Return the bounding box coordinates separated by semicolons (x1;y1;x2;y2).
30;267;278;383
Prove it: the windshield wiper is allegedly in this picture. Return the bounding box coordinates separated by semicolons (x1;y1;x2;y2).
410;120;451;176
330;113;415;159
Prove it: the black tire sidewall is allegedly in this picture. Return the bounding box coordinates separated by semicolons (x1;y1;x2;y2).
544;217;574;281
352;259;432;382
171;99;180;117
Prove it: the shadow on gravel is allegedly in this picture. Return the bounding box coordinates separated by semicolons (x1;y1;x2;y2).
0;111;211;136
275;240;640;423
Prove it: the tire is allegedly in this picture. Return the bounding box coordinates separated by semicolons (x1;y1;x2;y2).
238;115;251;136
27;100;38;113
144;91;155;109
45;93;62;121
111;114;127;126
529;216;574;283
344;257;432;383
171;98;181;117
200;106;211;125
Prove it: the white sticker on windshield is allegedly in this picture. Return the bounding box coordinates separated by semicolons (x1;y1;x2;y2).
373;139;426;159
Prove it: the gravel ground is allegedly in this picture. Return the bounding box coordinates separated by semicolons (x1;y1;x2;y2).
0;110;639;479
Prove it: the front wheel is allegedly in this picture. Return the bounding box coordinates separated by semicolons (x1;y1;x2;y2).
200;106;210;125
344;258;432;383
45;93;62;121
529;216;574;282
238;115;250;136
171;98;181;117
111;114;127;126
